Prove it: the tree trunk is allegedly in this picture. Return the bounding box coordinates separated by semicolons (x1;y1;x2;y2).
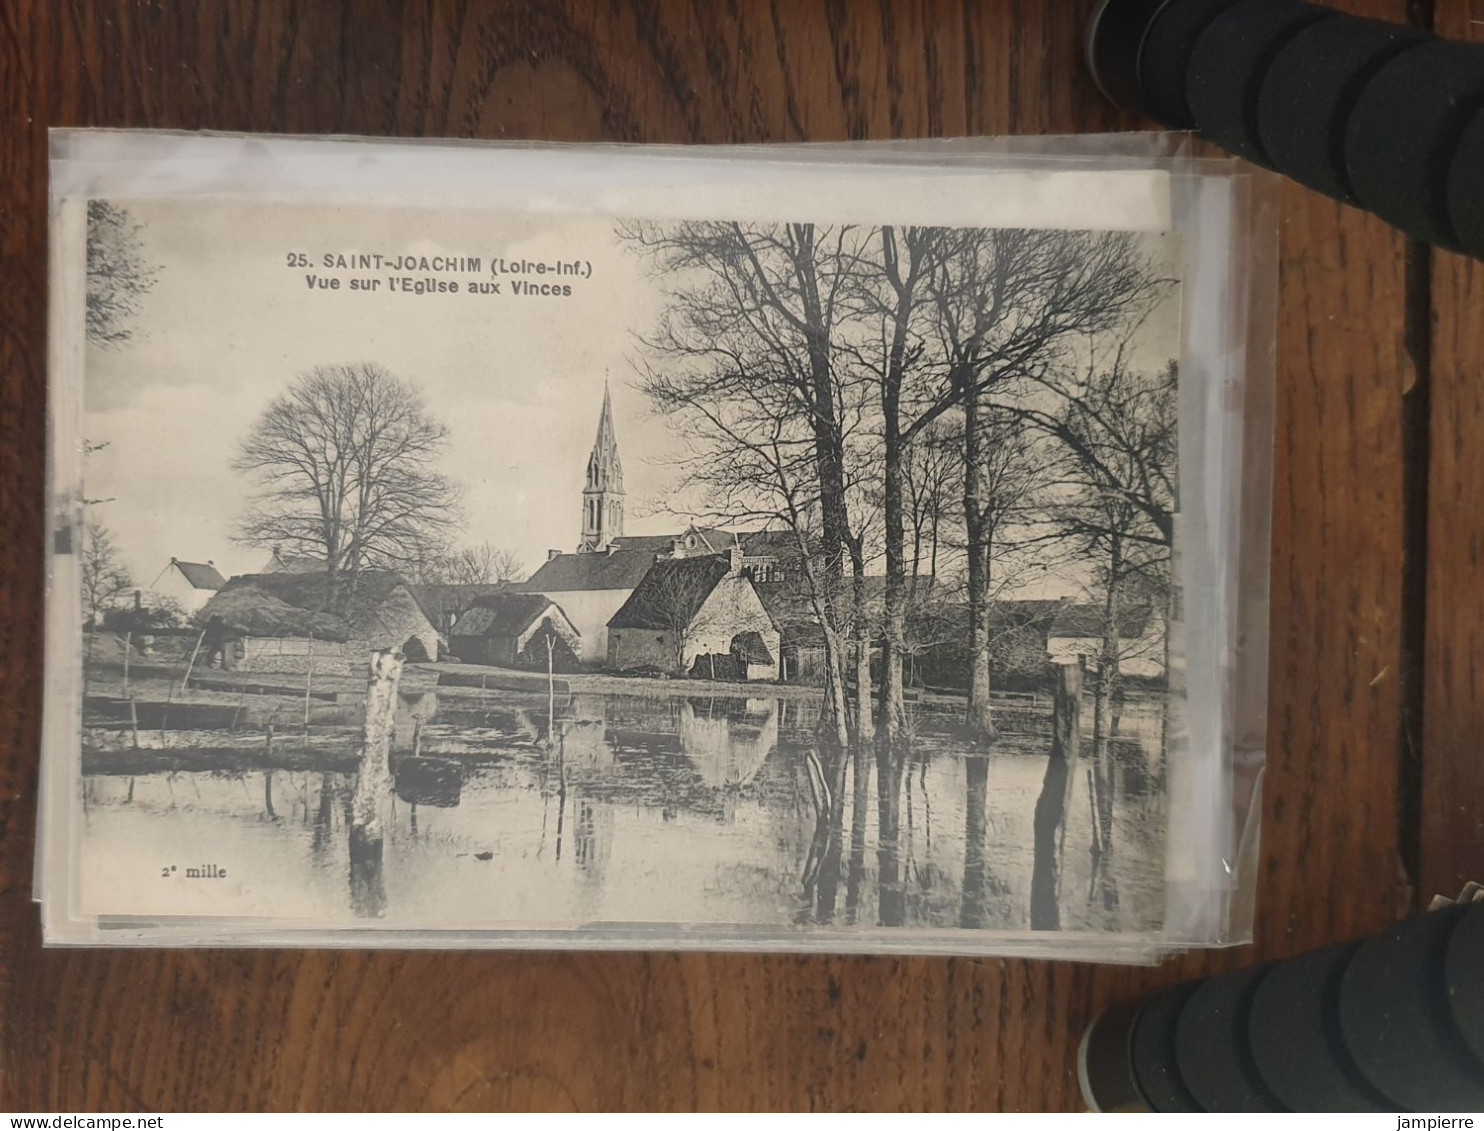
849;543;874;743
874;740;909;927
843;742;873;924
960;755;991;928
962;378;995;739
793;227;853;754
882;419;909;741
1093;536;1123;855
1030;660;1082;930
349;649;403;918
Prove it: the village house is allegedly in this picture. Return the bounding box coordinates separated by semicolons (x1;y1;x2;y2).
606;551;780;681
142;557;226;616
524;385;811;666
518;548;661;663
1046;602;1164;679
447;592;581;671
410;582;513;638
198;570;440;673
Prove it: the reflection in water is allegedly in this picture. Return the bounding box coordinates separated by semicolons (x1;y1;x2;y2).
961;756;990;929
79;688;1168;934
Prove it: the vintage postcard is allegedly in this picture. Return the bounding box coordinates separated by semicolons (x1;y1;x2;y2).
58;193;1183;940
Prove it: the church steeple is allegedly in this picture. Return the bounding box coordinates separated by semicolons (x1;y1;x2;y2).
580;380;625;552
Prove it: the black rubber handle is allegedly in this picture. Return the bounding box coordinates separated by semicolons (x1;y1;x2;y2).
1080;904;1484;1112
1088;0;1484;257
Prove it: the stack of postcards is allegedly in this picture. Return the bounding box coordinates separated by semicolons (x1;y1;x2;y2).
36;130;1274;961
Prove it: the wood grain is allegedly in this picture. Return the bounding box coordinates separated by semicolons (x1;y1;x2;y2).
1421;2;1484;907
0;0;1421;1111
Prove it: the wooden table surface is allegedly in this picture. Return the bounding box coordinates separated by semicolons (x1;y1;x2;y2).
1;0;1480;1112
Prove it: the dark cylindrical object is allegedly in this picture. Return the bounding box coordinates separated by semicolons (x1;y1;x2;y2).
1449;112;1484;257
1185;0;1337;166
1129;980;1205;1111
1256;15;1426;201
1344;40;1484;250
1078;904;1484;1112
1175;963;1285;1111
1247;941;1395;1112
1086;0;1484;258
1339;903;1484;1110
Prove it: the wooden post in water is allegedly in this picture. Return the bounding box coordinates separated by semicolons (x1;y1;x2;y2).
546;634;555;749
349;649;403;917
303;643;315;736
263;724;277;819
1030;659;1082;931
122;629;132;698
178;624;207;697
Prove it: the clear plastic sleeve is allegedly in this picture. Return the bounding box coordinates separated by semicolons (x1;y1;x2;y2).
40;130;1277;960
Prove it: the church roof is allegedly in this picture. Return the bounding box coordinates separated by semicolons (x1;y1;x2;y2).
170;559;226;591
607;555;734;630
587;380;623;491
521;549;660;593
608;533;681;554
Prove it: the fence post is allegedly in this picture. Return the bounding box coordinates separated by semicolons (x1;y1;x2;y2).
178;624;207;697
349;649;404;917
1030;658;1083;931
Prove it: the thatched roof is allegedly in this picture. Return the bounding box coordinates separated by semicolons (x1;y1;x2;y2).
453;593;563;639
199;585;351;641
608;556;734;630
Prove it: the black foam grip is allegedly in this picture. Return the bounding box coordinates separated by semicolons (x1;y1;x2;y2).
1340;904;1484;1110
1446;903;1484;1071
1175;963;1286;1111
1130;980;1205;1112
1138;0;1242;128
1186;0;1337;167
1247;940;1397;1112
1345;39;1484;249
1256;15;1428;200
1446;108;1484;260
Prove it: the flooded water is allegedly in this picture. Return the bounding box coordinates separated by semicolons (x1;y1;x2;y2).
78;688;1169;936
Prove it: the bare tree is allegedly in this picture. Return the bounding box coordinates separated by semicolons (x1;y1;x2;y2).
614;557;727;675
86;201;157;347
926;229;1167;740
80;522;132;629
620;219;879;756
234;363;461;581
415;542;526;586
1027;357;1177;883
901;415;964;590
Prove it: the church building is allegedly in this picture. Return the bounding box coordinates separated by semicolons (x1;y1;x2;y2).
579;381;625;553
519;384;785;670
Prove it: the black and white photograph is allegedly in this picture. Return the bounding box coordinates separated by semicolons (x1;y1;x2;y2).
65;194;1183;940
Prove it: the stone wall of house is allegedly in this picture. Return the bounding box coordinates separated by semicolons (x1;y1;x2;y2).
540;588;627;663
237;636;350;674
353;585;440;663
606;626;678;672
609;576;780;681
683;576;780;681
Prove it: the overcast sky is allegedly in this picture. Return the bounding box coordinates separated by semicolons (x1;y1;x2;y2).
85;201;681;584
83;198;1179;593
